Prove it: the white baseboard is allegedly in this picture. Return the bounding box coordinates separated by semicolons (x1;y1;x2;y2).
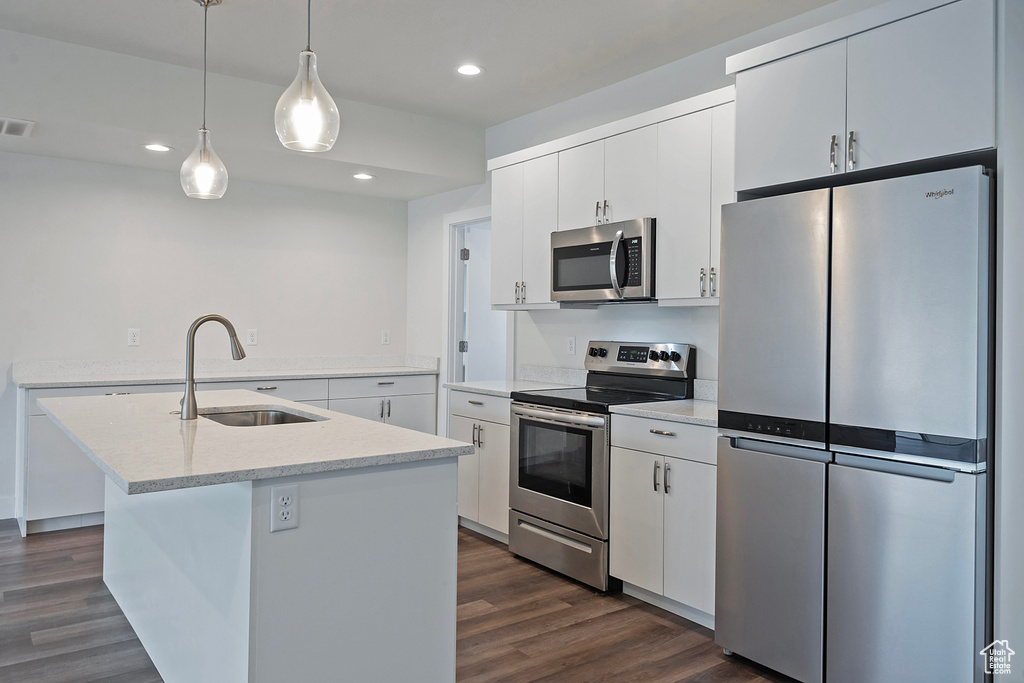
458;517;509;545
622;582;715;630
25;512;104;534
0;496;13;522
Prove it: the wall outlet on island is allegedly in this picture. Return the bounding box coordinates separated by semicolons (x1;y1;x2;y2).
381;330;390;345
128;328;140;347
246;329;258;346
567;336;576;355
270;484;299;532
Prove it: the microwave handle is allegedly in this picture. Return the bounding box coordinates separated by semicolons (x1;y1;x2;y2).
609;229;624;299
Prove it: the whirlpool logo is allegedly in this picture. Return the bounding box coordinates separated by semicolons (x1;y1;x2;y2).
926;188;955;199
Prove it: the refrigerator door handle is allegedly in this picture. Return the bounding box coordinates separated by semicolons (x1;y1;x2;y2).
731;437;832;464
834;453;956;483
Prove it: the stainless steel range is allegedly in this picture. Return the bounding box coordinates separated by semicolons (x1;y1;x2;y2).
509;340;696;591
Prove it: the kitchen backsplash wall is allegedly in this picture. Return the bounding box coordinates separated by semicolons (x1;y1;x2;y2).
0;151;410;515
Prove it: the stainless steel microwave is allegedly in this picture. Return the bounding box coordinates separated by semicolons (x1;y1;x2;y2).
550;218;655;303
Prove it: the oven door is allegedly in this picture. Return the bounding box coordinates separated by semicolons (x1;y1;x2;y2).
510;402;609;539
550;218;653;302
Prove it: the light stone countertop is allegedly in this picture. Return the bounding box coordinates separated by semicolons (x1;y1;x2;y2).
610;399;719;427
443;379;576;398
38;390;473;495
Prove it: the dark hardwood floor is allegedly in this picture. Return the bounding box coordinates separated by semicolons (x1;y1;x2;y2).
0;519;791;682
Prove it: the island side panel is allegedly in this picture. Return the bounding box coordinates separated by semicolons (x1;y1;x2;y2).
249;458;459;683
103;478;254;683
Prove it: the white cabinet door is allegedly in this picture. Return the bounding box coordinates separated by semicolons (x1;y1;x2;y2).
656;110;713;300
558;140;605;230
709;102;735;297
735;40;848;191
604;125;658;224
475;420;511;535
26;415;104;520
663;457;717;615
846;0;995;171
328;396;385;422
449;415;479;522
609;446;664;595
386;393;436;434
520;154;558;306
490;163;524;306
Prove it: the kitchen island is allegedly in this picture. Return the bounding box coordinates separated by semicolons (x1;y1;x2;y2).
37;390;474;683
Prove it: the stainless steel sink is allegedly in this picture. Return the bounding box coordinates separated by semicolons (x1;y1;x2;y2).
202;409;317;427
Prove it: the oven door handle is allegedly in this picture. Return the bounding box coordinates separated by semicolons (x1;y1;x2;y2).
513;406;607;429
608;229;624;299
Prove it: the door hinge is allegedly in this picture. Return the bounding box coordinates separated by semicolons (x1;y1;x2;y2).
460;248;470;261
458;341;469;352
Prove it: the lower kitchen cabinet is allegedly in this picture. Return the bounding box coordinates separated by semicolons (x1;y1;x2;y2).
25;414;105;522
328;393;436;433
449;390;512;538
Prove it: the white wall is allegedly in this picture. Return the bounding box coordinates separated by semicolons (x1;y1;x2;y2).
0;151;409;516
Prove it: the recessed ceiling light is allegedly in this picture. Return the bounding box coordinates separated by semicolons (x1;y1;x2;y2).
353;173;374;180
143;143;173;152
456;64;483;76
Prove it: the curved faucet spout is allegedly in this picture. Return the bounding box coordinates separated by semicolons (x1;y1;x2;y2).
181;314;246;420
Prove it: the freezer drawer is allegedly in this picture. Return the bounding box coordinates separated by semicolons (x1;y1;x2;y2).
715;437;827;683
827;457;987;683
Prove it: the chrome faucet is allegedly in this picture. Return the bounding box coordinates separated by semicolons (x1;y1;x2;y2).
180;314;246;420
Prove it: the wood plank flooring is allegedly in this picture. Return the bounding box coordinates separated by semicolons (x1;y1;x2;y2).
0;519;792;682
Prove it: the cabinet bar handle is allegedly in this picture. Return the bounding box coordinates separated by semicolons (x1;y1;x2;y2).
255;386;277;391
699;268;707;297
709;267;717;297
847;130;856;170
522;281;526;303
830;134;838;174
377;381;395;386
386;399;391;418
603;199;610;224
650;429;676;437
595;201;602;226
472;423;478;447
468;400;484;406
515;281;521;304
654;461;661;492
380;399;385;419
105;392;131;396
477;424;483;448
665;462;672;493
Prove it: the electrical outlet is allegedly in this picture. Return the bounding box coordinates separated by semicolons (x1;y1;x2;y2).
567;336;576;355
270;484;299;532
246;329;258;346
128;329;140;347
381;330;390;345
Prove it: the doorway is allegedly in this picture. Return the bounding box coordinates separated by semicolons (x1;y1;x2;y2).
450;219;507;383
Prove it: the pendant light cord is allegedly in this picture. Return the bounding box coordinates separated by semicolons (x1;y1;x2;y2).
306;0;312;51
203;1;209;130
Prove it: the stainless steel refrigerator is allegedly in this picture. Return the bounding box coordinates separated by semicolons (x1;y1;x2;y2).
715;166;991;683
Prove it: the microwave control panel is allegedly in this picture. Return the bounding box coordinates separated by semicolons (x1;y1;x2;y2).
625;237;642;286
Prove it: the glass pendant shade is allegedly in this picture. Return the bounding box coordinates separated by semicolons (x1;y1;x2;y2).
275;50;339;152
180;128;228;199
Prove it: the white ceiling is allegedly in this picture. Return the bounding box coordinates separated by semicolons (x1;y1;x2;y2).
0;0;840;128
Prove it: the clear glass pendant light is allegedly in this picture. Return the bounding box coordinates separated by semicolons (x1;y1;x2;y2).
275;0;339;152
181;0;228;199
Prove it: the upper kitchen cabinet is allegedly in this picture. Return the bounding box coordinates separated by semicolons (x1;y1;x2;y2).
557;126;658;230
490;154;559;309
731;0;995;192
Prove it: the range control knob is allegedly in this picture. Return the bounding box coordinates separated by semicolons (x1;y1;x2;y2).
598;347;608;357
670;351;682;362
648;350;660;362
588;347;599;357
659;350;671;362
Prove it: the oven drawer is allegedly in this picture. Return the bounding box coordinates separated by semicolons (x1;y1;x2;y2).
508;510;612;591
611;415;717;465
449;391;511;425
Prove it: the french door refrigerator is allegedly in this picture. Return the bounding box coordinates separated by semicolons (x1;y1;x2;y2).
715;166;991;683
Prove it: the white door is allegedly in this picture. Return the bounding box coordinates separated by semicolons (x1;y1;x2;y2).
519;154;558;305
475;420;511;534
734;40;848;191
460;221;507;382
709;102;735;297
845;0;995;172
557;140;604;230
604;125;658;224
328;397;385;422
449;415;479;522
663;457;717;614
490;164;524;306
609;446;664;594
656;109;712;300
385;393;436;434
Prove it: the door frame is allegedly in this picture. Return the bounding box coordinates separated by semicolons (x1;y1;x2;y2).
438;206;515;437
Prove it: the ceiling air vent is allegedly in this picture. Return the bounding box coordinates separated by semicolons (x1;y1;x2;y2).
0;118;36;138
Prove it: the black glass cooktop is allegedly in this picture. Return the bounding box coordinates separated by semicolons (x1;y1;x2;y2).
511;386;685;414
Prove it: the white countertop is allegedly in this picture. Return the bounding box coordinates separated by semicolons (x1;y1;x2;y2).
38;390;473;495
610;399;718;427
443;379;575;398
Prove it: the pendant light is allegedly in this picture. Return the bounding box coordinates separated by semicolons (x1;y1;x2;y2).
275;0;340;152
180;0;228;199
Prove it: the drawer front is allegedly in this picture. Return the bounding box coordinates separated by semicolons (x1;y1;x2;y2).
197;378;328;402
329;374;435;399
448;391;511;425
611;415;717;465
28;383;183;416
